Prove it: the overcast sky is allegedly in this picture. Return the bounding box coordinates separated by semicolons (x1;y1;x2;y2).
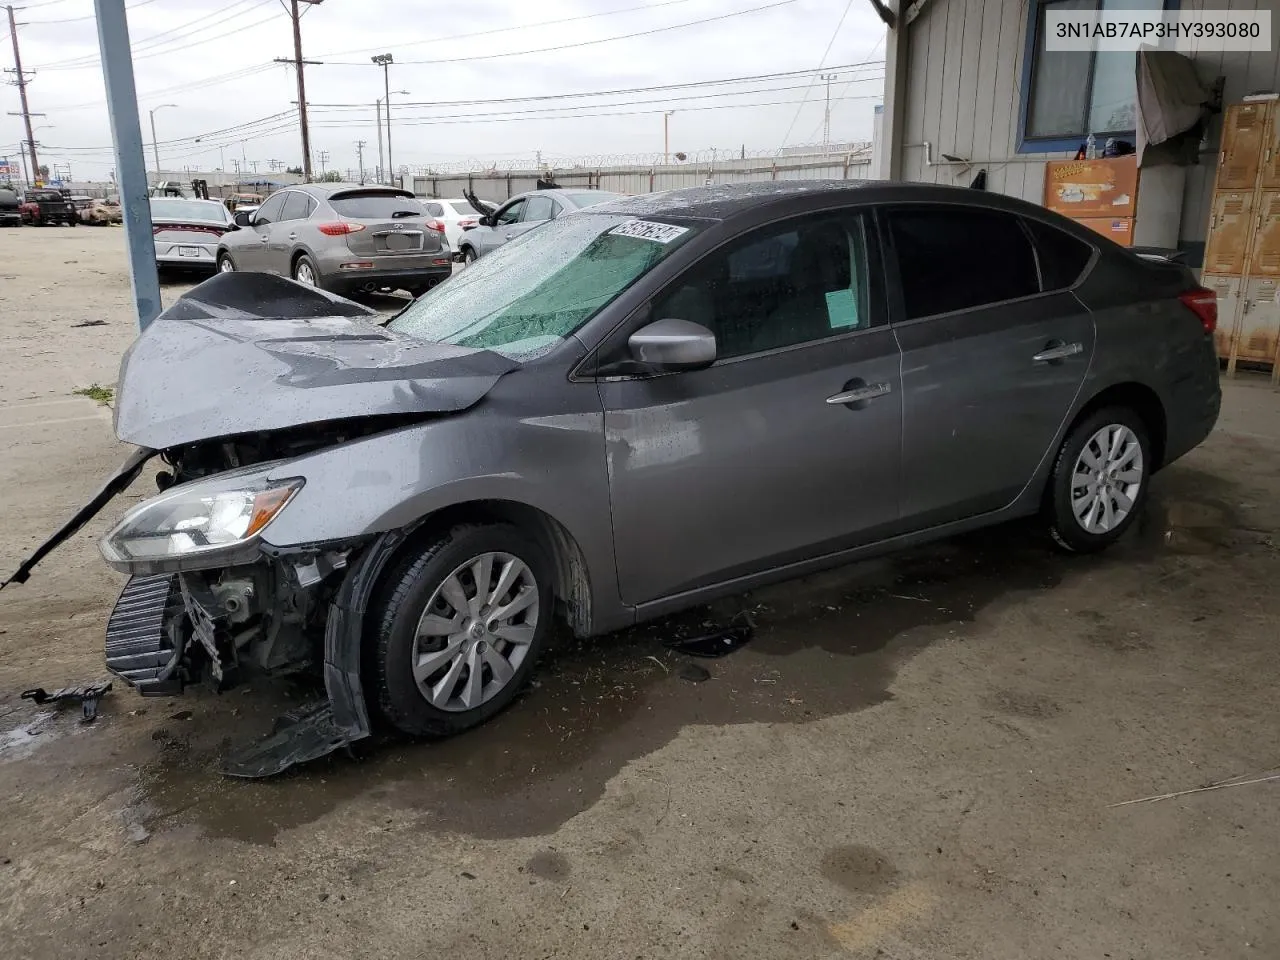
3;0;886;181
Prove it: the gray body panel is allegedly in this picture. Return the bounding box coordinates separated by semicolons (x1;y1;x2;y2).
113;273;516;450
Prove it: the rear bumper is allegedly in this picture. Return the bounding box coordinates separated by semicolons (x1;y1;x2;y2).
325;264;453;291
155;240;219;268
1161;344;1222;468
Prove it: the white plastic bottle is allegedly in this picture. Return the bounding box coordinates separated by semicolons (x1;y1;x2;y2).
1085;133;1097;160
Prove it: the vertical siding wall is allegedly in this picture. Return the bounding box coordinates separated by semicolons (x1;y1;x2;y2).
900;0;1280;248
901;0;1067;203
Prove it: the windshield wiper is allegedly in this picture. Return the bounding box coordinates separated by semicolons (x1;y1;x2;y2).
390;210;420;219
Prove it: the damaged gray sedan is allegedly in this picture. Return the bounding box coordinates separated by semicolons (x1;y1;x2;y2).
3;182;1221;776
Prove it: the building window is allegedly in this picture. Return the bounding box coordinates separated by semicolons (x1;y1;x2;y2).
1022;0;1166;150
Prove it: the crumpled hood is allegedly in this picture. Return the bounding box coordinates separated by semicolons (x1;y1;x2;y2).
114;273;518;449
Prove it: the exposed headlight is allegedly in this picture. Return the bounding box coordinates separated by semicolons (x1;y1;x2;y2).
100;477;303;572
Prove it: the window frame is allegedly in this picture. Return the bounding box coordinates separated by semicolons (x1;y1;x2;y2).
252;192;287;226
521;194;556;223
877;202;1074;326
494;199;526;226
1017;0;1178;154
587;207;888;378
279;191;311;223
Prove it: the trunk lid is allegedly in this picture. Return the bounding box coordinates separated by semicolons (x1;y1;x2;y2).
114;272;517;450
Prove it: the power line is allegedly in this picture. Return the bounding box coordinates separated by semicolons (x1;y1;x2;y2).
306;60;886;112
323;1;796;66
776;0;855;153
309;0;699;60
19;0;160;25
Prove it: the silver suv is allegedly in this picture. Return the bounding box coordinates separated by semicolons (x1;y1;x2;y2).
216;183;453;297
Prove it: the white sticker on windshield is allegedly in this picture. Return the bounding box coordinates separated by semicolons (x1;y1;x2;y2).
609;219;689;244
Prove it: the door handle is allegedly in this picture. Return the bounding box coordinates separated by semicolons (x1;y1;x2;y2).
288;232;297;241
259;234;270;243
826;382;892;405
505;233;514;240
1033;341;1083;363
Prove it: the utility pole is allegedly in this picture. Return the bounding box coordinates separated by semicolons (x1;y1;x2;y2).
354;139;366;184
274;0;324;180
317;149;329;177
5;5;40;186
148;103;177;178
663;111;675;164
372;54;394;184
820;72;838;150
249;160;259;173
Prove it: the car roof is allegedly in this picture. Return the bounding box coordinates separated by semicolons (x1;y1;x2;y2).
290;182;414;198
582;179;1061;223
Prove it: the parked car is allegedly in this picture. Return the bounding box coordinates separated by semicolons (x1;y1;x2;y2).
20;188;78;226
0;186;21;226
420;197;486;254
151;197;236;272
455;187;624;264
216;183;452;297
80;198;123;225
4;181;1221;777
225;192;264;213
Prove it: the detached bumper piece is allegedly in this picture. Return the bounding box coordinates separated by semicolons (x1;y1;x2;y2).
105;574;186;695
21;680;113;722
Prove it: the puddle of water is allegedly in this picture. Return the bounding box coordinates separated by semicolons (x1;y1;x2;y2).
0;711;58;763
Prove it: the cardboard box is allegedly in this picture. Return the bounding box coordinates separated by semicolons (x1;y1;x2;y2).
1044;155;1139;219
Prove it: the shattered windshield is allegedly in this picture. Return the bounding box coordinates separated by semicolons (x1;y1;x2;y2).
389;213;701;360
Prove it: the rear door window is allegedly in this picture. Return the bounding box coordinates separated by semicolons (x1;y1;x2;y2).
328;192;426;219
884;206;1040;320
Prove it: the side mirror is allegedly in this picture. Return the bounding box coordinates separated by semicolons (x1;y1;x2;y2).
233;211;252;227
627;318;716;371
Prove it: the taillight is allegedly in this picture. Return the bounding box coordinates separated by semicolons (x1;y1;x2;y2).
427;218;446;233
152;223;227;237
1179;287;1217;335
317;222;366;236
457;218;476;228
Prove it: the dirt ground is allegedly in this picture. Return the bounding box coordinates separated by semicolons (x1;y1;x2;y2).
1;226;1278;960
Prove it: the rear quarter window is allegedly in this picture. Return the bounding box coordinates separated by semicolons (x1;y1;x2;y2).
1024;218;1094;291
328;192;426;219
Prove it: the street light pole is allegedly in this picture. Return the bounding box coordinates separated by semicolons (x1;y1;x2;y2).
372;54;394;184
820;72;838;150
148;103;177;177
663;110;675;164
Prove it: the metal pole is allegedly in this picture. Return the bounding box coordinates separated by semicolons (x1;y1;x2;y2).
291;0;313;180
663;111;673;164
820;72;837;150
149;109;160;175
383;64;392;186
6;6;40;184
375;98;384;184
93;0;161;330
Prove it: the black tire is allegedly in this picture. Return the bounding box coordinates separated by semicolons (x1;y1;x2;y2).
292;253;329;290
366;523;554;737
1046;406;1151;554
462;246;477;265
216;252;236;273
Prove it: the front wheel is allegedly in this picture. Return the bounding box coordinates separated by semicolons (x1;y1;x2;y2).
1046;407;1151;553
462;246;477;266
366;524;553;738
216;252;236;273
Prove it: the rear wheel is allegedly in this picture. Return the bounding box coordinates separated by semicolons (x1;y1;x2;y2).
366;524;553;737
1046;407;1151;553
292;254;320;287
